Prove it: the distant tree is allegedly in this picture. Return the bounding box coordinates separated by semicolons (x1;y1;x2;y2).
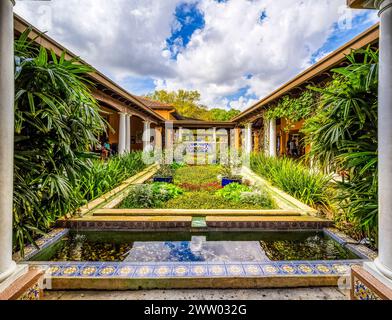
209;108;241;121
146;90;240;121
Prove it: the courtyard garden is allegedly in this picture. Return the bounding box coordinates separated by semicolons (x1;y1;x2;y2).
119;165;276;210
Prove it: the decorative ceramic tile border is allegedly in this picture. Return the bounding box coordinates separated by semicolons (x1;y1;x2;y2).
17;282;42;300
352;278;382;300
13;228;69;262
324;228;377;260
350;265;392;300
27;260;363;279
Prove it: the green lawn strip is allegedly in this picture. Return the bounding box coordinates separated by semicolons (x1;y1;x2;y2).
173;165;222;185
162;191;275;210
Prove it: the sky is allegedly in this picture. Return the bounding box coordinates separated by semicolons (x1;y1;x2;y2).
14;0;379;111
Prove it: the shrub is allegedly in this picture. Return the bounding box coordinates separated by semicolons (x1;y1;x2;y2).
240;190;276;208
215;183;251;202
154;164;175;178
120;182;183;208
151;183;184;202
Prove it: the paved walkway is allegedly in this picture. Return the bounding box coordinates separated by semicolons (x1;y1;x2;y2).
44;287;348;300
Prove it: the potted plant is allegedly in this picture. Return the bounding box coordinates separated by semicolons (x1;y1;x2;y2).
153;164;175;183
220;164;242;187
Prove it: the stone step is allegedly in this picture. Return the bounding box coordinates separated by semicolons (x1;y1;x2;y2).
191;217;207;228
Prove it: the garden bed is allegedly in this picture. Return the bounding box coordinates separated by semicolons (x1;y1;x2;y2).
118;165;277;210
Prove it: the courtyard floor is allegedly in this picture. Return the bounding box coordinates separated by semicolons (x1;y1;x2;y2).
43;287;348;300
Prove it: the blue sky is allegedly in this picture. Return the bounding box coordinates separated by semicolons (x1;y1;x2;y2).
15;0;379;111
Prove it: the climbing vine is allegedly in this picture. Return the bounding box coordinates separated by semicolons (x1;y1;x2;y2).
265;90;319;126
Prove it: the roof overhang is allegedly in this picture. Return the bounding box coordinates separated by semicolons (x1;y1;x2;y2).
348;0;383;9
171;120;236;129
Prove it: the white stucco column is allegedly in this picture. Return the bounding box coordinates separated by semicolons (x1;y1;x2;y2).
178;127;183;143
245;123;253;155
269;119;277;157
374;0;392;281
125;114;131;153
118;113;126;155
0;0;16;283
143;121;151;152
212;127;217;163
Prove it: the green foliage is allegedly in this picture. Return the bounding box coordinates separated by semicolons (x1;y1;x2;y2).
209;108;241;121
215;183;275;208
13;29;108;252
162;191;274;210
151;183;184;202
155;164;175;178
76;152;146;202
250;153;332;208
170;162;186;170
240;191;276;208
120;182;183;208
146;90;240;121
303;47;378;241
174;165;221;185
120;185;156;209
265;91;317;125
216;183;251;202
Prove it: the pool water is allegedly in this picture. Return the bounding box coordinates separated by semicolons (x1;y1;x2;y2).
30;231;359;262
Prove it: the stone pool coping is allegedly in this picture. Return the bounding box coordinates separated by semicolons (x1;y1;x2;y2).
14;227;377;289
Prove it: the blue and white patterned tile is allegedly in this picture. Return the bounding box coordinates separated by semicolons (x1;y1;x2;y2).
243;264;264;276
226;264;245;276
98;264;118;277
153;265;173;277
79;265;101;277
308;262;336;275
172;264;191;277
45;264;64;277
59;264;81;277
208;264;227;277
260;263;281;276
21;228;69;261
293;262;317;275
277;263;300;275
134;265;155;278
190;264;208;277
115;264;137;277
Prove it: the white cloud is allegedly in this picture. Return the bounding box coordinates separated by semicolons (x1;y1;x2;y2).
15;0;378;111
